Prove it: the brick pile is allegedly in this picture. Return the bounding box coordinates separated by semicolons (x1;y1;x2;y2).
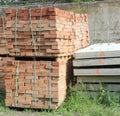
0;18;8;55
74;14;89;50
5;58;72;109
0;6;89;109
0;57;14;92
0;7;89;57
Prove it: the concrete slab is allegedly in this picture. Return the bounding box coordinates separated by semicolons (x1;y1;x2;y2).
75;43;120;59
77;76;120;83
74;68;120;76
73;58;120;67
75;83;120;92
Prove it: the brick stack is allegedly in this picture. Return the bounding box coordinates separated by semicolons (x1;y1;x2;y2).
5;58;72;109
74;14;89;50
0;18;8;55
0;6;89;109
0;7;89;57
0;57;14;92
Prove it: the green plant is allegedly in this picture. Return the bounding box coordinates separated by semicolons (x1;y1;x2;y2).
0;93;7;111
97;85;119;106
55;85;120;116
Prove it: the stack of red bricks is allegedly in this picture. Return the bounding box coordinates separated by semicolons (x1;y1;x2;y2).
0;18;8;55
0;7;89;57
0;6;89;109
0;56;72;109
74;14;89;50
5;58;72;109
0;57;14;92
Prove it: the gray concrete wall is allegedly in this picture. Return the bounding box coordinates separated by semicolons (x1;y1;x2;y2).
87;1;120;44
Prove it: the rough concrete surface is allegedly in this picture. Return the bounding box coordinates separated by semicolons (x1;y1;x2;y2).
75;43;120;59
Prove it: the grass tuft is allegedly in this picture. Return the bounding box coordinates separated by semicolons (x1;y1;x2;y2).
0;93;9;112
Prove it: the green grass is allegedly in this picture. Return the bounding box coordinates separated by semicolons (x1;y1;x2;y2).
54;86;120;116
0;87;120;116
0;93;8;112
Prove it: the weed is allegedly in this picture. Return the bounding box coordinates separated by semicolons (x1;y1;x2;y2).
0;93;8;111
97;85;120;106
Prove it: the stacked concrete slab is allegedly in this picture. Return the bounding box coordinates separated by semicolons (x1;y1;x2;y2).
0;6;89;109
73;43;120;93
